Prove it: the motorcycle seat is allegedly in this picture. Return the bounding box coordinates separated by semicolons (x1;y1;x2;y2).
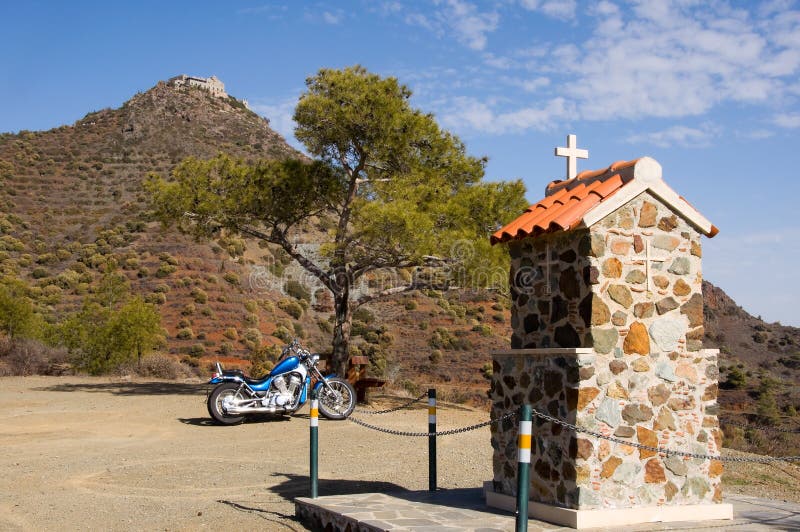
222;369;269;386
243;375;270;386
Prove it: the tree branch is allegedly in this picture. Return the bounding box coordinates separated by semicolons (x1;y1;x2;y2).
355;283;422;307
237;224;337;295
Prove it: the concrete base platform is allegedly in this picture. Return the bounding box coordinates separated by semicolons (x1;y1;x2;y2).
484;482;733;529
295;488;798;531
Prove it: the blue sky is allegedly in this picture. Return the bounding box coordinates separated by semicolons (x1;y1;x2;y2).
2;1;800;325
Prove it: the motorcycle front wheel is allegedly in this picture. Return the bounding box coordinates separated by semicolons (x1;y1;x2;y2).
207;382;246;425
317;377;356;420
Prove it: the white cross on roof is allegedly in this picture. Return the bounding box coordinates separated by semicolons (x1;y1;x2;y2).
555;134;589;180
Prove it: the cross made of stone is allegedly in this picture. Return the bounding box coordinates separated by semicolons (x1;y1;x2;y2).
555;134;589;180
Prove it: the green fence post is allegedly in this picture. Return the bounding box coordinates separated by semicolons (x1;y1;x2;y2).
515;404;532;532
428;388;437;492
310;389;319;499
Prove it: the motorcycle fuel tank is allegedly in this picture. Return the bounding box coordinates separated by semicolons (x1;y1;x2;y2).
270;355;300;376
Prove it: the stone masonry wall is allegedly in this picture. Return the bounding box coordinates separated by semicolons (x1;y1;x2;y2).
508;230;592;350
493;191;723;510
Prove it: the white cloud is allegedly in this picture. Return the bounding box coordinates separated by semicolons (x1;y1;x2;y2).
401;1;800;137
322;11;342;24
774;112;800;128
521;0;577;21
554;1;800;121
440;96;574;134
629;124;720;148
440;0;499;51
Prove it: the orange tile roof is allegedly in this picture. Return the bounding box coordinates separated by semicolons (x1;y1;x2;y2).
491;159;639;245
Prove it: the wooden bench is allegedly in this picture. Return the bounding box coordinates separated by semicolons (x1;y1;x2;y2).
346;355;386;403
318;355;387;403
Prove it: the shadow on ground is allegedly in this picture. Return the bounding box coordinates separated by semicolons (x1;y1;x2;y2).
178;415;294;426
34;381;207;396
268;472;409;501
216;499;303;530
268;473;495;514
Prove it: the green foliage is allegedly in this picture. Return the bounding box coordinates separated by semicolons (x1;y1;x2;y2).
429;327;471;350
285;280;311;302
353;307;375;324
176;328;193;340
277;298;303;319
472;323;493;337
62;292;162;375
0;277;45;339
272;325;292;343
756;390;781;425
250;344;281;377
191;288;208;304
188;343;205;357
726;366;747;389
222;272;240;285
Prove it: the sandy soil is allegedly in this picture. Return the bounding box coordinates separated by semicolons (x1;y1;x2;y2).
1;377;797;531
0;376;491;531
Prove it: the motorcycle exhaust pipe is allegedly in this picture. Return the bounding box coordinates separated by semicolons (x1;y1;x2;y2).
225;405;289;415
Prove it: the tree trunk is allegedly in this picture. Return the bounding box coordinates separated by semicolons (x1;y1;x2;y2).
330;292;352;378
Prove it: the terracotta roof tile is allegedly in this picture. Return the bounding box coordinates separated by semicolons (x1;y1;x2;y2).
491;160;636;245
491;156;718;244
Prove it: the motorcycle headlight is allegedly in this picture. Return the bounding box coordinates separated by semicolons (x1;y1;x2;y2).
311;354;320;365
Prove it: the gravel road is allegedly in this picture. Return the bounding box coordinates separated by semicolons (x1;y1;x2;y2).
1;376;797;531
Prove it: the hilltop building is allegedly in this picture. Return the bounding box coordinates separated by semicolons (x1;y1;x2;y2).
169;75;228;98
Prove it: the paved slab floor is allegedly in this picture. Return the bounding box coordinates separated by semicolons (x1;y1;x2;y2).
296;489;800;531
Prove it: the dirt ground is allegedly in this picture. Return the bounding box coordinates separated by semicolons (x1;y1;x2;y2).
1;377;798;531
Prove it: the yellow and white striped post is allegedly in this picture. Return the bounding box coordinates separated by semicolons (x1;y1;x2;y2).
515;404;532;532
428;388;437;492
309;390;319;499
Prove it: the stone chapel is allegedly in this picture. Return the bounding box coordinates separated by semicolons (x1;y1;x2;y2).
485;140;733;528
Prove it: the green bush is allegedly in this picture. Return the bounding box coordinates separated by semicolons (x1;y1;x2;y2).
726;366;747;389
177;327;193;340
278;298;303;319
472;323;492;337
353;307;375;324
155;264;177;278
285;280;311;302
222;272;240;285
188;343;206;357
144;292;166;305
191;288;208;304
272;325;292;343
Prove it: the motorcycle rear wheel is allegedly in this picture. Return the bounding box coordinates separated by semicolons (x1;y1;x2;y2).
207;382;246;425
317;377;356;420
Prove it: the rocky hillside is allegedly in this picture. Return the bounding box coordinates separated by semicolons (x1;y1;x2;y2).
0;78;797;444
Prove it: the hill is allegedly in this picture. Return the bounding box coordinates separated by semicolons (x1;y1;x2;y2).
0;76;797;449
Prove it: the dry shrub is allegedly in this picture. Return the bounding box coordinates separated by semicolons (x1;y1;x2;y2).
0;337;71;376
116;354;196;379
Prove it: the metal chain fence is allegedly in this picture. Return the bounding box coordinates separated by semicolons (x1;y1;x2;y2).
353;392;428;415
345;402;800;463
347;410;518;437
529;408;800;464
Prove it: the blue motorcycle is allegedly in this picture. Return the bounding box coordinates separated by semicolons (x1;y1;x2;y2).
207;339;356;425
